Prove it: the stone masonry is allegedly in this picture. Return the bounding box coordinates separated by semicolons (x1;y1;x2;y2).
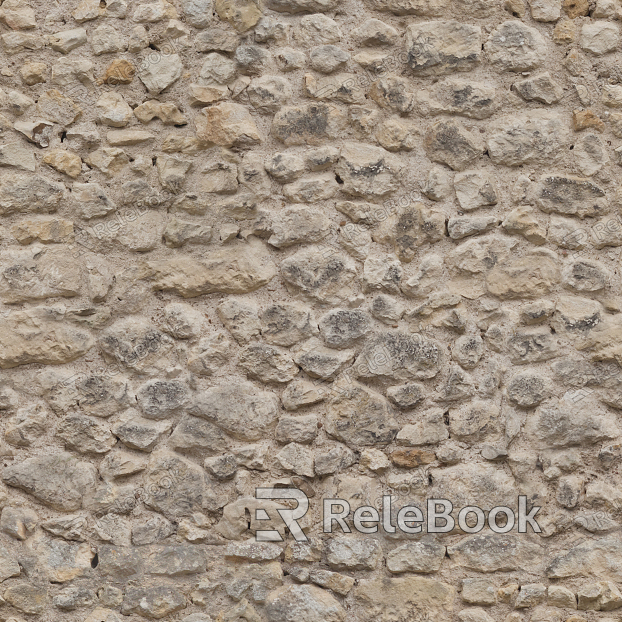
0;0;621;621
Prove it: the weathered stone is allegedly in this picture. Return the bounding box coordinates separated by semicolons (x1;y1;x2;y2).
387;541;445;573
486;21;547;71
145;239;276;296
535;175;607;218
292;340;352;382
122;586;186;619
190;382;278;441
449;535;543;572
354;577;454;620
1;507;37;541
326;381;399;446
425;120;484;171
57;413;116;454
4;584;47;615
406;21;481;75
272;104;346;145
486;250;559;299
581;22;619;55
239;343;299;384
112;412;172;452
261;303;318;347
265;585;345;622
3;452;96;510
356;332;444;381
526;393;619;448
487;112;570;166
281;247;359;305
143;451;223;518
416;79;497;119
513;72;564;104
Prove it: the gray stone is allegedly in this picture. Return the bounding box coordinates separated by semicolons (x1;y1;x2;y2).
335;142;402;199
272;103;345;145
326;381;399;446
319;309;372;348
512;72;564;104
137;380;190;420
281;247;359;305
485;21;547;71
111;412;172;452
355;332;444;381
2;452;97;511
57;414;116;454
425;120;484;171
294;338;355;379
406;21;481;75
238;343;299;384
261;303;318;347
526;394;619;448
189;382;278;441
265;584;345;622
387;541;445;573
535;175;607;218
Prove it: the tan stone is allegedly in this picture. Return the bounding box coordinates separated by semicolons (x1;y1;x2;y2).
573;109;605;132
145;238;276;296
43;149;82;178
195;102;261;147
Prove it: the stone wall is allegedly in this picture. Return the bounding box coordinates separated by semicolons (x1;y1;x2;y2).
0;0;621;620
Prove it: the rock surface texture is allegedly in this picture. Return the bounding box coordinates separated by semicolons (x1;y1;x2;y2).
0;0;620;621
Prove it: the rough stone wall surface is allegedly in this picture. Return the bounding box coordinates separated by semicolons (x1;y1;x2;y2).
1;0;622;620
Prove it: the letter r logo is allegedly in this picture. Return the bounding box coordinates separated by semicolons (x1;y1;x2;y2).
255;488;309;542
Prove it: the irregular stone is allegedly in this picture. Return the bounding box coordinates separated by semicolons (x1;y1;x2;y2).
0;507;37;541
0;174;64;216
487;111;570;166
425;120;484;171
2;452;96;510
261;303;318;347
326;381;399;446
239;343;298;384
122;586;186;619
563;259;610;292
57;413;116;454
319;309;372;348
416;79;497;119
535;175;607;218
189;382;278;441
272;104;346;146
335;142;401;199
112;412;172;452
4;584;47;615
512;72;564;104
406;21;481;75
356;332;444;381
138;53;183;94
281;247;359;305
507;372;552;407
354;577;454;620
294;338;355;379
486;250;560;298
387;541;446;573
145;239;276;296
581;22;619;55
265;585;345;622
486;20;547;71
526;393;619;448
0;306;93;369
